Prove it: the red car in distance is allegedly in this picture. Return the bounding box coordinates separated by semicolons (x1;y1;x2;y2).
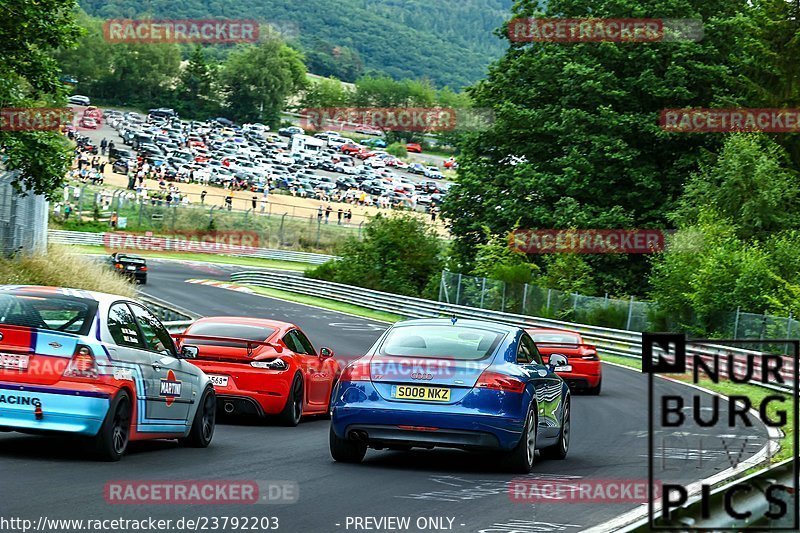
175;317;340;426
526;327;602;395
340;143;362;155
406;142;422;153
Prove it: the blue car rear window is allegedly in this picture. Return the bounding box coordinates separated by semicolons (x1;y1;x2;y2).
379;325;504;360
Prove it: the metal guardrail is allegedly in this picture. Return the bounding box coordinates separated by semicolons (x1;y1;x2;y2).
229;271;795;391
49;229;339;265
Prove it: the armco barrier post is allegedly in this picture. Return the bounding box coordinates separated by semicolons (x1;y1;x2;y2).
626;296;635;330
521;283;528;314
78;186;84;219
279;213;287;246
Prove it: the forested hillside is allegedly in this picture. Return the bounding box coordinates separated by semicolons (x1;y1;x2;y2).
78;0;513;87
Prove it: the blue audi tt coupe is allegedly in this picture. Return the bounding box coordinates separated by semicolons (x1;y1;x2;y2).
329;318;571;472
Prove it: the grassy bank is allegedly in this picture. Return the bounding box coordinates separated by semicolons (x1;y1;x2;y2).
0;245;136;297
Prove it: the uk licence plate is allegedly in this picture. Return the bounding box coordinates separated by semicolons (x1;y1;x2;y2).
0;353;30;371
392;385;450;402
126;265;136;271
554;365;573;372
208;375;229;387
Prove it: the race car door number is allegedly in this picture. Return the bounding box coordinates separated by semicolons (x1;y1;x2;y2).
208;375;229;387
0;353;30;371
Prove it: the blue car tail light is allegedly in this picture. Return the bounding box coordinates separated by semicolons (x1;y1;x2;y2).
475;370;525;393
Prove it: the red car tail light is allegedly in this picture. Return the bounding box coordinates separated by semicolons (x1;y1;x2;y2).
339;361;371;382
64;345;99;379
475;371;526;393
139;266;148;271
114;263;123;269
579;345;599;360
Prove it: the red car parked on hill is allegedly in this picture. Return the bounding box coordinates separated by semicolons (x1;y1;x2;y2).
175;317;340;426
526;327;602;395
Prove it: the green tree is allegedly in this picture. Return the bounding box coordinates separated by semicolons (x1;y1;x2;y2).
673;134;800;240
174;46;220;118
307;214;442;296
650;135;800;333
298;78;352;110
102;42;181;104
1;0;82;195
442;0;765;294
471;231;539;284
52;12;114;99
220;39;307;127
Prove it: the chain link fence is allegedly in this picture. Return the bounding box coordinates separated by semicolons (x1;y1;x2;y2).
0;170;49;257
52;184;366;254
439;271;799;343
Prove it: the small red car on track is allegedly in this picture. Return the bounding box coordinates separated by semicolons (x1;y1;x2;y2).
526;328;602;395
175;317;340;426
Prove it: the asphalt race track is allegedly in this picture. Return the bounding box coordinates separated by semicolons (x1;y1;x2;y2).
0;260;771;533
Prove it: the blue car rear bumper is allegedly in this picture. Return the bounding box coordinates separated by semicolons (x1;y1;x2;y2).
331;383;530;451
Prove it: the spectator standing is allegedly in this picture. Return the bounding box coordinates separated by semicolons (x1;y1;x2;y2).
325;204;332;224
251;195;258;210
100;138;108;155
200;190;207;205
337;208;343;225
317;205;323;223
